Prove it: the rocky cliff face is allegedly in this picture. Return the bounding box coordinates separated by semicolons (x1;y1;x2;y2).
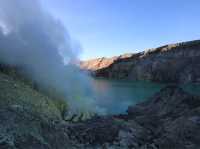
80;40;200;83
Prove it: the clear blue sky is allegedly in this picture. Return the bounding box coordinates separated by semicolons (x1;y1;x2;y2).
41;0;200;60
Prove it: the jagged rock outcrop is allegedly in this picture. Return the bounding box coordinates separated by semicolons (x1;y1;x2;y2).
80;40;200;83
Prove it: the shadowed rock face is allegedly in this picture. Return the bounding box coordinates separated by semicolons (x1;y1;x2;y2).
80;40;200;83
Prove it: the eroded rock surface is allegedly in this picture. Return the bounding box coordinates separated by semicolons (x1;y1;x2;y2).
80;40;200;83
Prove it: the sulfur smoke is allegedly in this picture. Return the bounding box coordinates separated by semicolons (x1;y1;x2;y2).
0;0;102;114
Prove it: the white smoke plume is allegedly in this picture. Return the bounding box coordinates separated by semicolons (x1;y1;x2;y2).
0;0;102;114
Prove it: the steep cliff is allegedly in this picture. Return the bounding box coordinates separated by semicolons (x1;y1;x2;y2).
81;40;200;83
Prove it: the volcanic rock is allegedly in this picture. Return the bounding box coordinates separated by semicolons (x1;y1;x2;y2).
80;40;200;83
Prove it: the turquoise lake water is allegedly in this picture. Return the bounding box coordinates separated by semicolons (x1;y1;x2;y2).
91;78;200;115
91;79;164;114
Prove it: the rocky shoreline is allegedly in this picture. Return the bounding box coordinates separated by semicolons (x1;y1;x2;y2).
1;84;200;149
80;40;200;84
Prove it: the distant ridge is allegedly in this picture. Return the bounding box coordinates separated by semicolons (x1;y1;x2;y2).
80;39;200;83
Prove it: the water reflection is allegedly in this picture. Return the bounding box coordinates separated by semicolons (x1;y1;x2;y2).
91;78;164;114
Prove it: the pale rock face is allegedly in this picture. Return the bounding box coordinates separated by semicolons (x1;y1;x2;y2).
80;57;118;71
80;40;200;83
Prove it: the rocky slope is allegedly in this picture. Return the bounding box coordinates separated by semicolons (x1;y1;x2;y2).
0;66;200;149
68;85;200;149
80;40;200;83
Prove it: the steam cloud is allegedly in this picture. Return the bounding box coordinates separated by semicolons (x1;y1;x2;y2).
0;0;102;114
